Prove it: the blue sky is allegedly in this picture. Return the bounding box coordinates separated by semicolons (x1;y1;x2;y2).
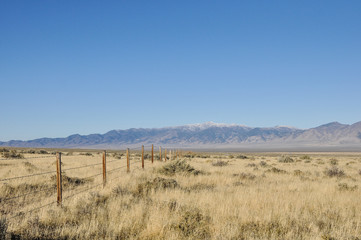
1;1;361;141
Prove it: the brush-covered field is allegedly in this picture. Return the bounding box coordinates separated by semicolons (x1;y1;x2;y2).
1;148;361;239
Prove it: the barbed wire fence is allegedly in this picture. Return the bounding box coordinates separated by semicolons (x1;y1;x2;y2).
0;145;184;223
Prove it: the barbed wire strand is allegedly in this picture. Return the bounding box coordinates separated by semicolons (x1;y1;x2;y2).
5;158;154;221
59;157;122;172
8;176;114;219
107;166;127;175
82;172;103;181
108;165;142;182
61;162;103;172
106;159;123;164
63;182;104;201
6;181;103;220
7;201;57;220
109;175;123;181
0;170;56;182
6;182;101;220
0;155;54;161
1;186;56;202
2;159;146;203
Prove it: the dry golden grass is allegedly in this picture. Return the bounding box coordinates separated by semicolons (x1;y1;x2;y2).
1;149;361;239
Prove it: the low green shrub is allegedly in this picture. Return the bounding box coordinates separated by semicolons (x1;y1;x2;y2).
158;160;202;176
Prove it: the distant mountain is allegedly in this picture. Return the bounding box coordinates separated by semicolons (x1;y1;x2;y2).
1;121;361;151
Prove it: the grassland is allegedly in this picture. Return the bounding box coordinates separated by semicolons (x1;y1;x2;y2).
1;148;361;239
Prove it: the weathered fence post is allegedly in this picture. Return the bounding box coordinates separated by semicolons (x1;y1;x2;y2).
142;145;144;169
56;152;62;206
127;148;130;173
151;144;154;164
103;150;106;187
159;147;162;161
170;150;172;160
165;149;167;162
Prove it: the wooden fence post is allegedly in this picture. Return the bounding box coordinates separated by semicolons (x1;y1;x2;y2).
165;149;167;162
56;152;62;206
159;147;162;161
170;150;172;160
151;144;154;164
103;150;106;187
127;148;130;173
142;145;144;169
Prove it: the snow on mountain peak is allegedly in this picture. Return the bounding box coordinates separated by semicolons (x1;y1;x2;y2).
274;125;298;129
181;122;248;130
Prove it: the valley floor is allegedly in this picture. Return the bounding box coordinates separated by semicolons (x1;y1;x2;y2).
1;149;361;239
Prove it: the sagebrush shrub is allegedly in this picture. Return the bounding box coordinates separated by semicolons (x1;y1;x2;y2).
80;152;93;156
330;158;338;165
278;155;294;163
233;172;256;180
158;160;202;176
324;166;345;177
0;217;7;240
212;160;228;167
136;177;178;196
266;167;287;174
2;150;24;159
37;150;48;154
338;183;358;191
175;207;211;239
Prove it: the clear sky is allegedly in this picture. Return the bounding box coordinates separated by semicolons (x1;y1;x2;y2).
1;1;361;141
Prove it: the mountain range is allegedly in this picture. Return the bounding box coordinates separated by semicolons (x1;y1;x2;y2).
1;121;361;151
